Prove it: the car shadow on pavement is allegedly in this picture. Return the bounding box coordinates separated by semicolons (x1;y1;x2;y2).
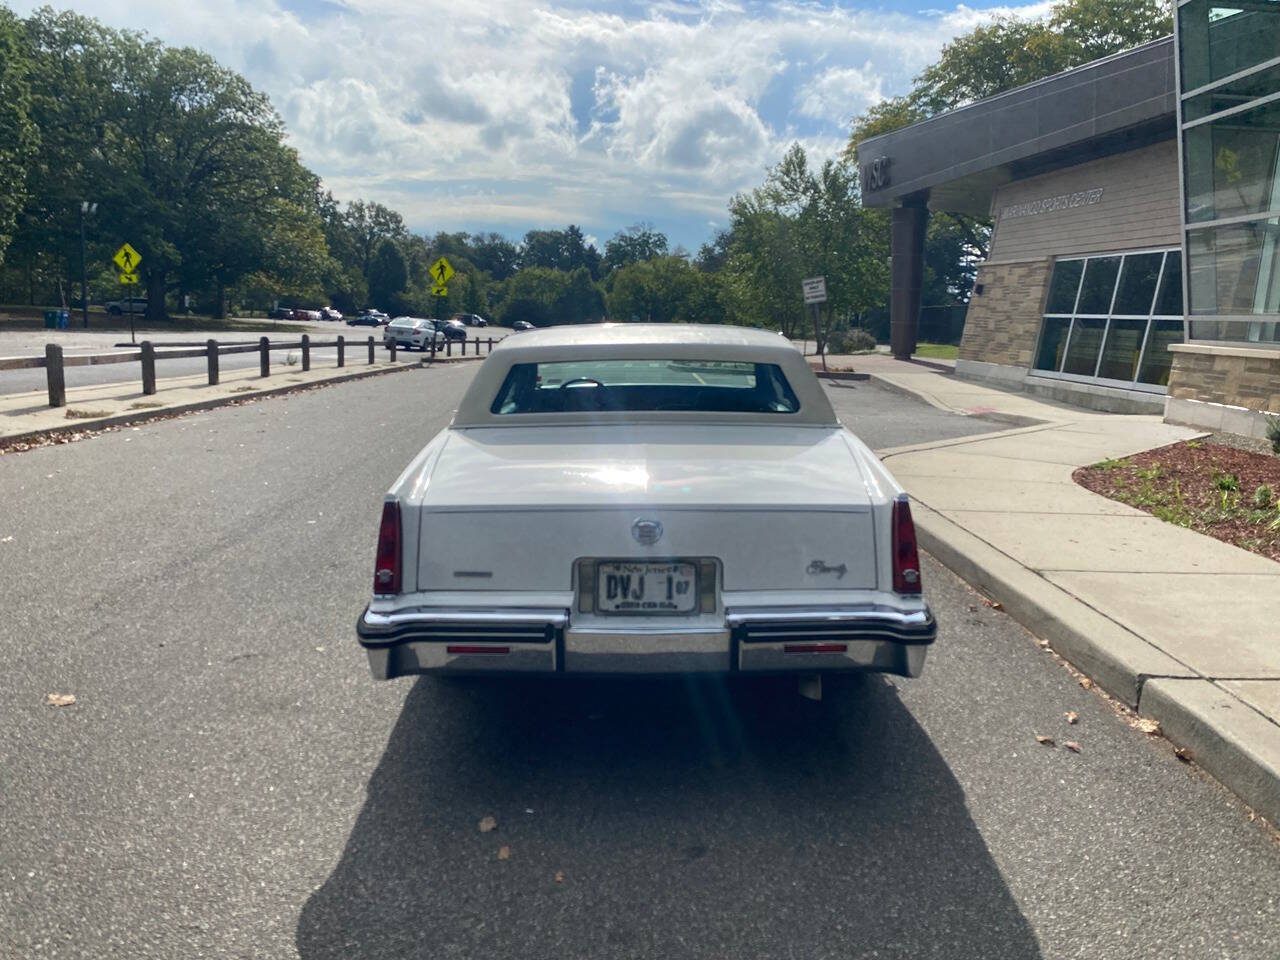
296;674;1041;960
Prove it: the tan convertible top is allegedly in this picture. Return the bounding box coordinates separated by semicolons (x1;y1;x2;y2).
451;323;839;428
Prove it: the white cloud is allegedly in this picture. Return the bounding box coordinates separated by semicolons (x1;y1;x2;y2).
10;0;1056;246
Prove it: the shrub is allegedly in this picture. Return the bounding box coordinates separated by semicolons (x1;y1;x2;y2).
1213;472;1239;492
1254;484;1275;509
1266;414;1280;455
827;328;877;353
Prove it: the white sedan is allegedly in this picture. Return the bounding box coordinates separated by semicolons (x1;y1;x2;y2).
357;324;935;689
383;316;444;351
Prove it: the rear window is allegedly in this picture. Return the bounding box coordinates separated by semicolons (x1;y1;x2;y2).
490;359;800;415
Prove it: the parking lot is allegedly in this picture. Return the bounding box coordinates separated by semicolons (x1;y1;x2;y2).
2;364;1278;959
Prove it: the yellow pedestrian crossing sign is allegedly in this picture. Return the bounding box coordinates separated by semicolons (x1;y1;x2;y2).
431;283;448;297
113;243;142;273
430;257;454;287
119;272;140;285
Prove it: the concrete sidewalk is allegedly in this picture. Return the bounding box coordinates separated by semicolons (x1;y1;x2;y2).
865;355;1280;825
0;353;424;444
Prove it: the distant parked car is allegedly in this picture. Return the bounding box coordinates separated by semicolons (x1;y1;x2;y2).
320;307;343;322
297;309;323;323
383;316;445;352
105;297;149;316
454;313;487;327
440;319;468;341
511;320;536;332
268;306;295;320
348;310;389;327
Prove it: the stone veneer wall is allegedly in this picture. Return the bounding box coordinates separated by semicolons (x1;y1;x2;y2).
958;259;1050;368
1169;347;1280;414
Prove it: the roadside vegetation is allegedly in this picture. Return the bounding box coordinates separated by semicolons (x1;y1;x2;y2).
0;0;1166;348
1075;439;1280;562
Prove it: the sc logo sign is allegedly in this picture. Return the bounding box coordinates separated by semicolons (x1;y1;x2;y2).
863;156;891;192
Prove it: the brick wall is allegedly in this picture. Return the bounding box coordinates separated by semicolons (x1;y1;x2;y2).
1169;349;1280;414
958;260;1050;367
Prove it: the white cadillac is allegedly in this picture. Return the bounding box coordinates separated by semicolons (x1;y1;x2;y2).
357;324;936;690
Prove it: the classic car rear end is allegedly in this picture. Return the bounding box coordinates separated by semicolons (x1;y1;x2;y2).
357;325;935;683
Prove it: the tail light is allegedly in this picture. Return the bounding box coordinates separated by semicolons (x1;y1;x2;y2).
892;494;922;595
373;500;402;595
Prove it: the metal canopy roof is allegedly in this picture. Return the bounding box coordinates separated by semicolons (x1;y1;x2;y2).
858;38;1177;216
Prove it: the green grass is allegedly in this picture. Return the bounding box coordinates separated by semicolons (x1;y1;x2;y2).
913;342;959;360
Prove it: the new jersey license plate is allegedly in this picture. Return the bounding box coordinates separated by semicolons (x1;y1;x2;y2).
596;561;698;614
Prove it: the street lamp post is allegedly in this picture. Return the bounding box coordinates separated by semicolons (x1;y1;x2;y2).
79;201;97;329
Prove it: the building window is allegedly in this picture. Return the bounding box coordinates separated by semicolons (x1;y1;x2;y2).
1178;1;1280;94
1178;0;1280;346
1033;249;1184;388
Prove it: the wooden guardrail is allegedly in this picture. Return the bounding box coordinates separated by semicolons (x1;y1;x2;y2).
0;334;395;408
1;331;501;408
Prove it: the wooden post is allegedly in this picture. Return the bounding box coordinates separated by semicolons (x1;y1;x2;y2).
301;333;310;371
446;339;453;357
140;341;156;395
259;336;270;377
388;338;396;361
487;337;493;352
45;343;66;408
430;334;437;360
367;336;374;364
207;339;219;385
337;335;345;368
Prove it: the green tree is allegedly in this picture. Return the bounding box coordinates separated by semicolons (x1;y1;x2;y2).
723;144;889;344
0;9;37;267
345;200;407;288
603;223;669;274
552;266;606;324
367;239;409;311
497;266;568;327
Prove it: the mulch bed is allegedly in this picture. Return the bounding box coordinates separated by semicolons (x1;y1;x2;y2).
1074;439;1280;563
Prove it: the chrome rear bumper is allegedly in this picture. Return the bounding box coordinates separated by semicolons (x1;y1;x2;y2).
357;603;936;681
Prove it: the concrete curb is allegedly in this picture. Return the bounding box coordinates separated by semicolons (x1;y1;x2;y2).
1;360;422;448
908;498;1280;825
1141;679;1280;825
815;371;870;382
866;372;1046;428
905;500;1197;707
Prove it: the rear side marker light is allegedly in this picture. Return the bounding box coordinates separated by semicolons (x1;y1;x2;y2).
373;501;402;595
784;643;848;654
892;495;923;595
447;645;511;656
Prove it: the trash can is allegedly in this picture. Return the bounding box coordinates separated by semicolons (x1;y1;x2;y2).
44;310;57;329
58;309;69;329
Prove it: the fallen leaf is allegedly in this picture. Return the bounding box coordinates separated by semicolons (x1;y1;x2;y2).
1064;741;1082;753
1037;638;1050;648
1133;718;1161;735
478;815;497;833
980;596;1003;610
554;870;565;884
45;693;76;707
1078;677;1093;690
1064;711;1079;725
497;845;510;860
1174;747;1193;763
967;604;978;613
1035;734;1055;747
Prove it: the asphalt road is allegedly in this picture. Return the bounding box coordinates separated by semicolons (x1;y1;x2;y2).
2;365;1278;959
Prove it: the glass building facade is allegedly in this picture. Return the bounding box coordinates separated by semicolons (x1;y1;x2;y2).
1177;1;1280;344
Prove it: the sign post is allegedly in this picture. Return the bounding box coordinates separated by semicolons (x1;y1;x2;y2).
802;276;828;371
429;256;453;324
113;243;143;343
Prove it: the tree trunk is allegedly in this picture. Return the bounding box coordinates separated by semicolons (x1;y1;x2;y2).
215;280;226;320
145;269;167;323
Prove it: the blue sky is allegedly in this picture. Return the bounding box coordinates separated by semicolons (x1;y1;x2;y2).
14;0;1053;250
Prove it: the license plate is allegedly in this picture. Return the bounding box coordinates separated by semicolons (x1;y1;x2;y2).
596;561;698;615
